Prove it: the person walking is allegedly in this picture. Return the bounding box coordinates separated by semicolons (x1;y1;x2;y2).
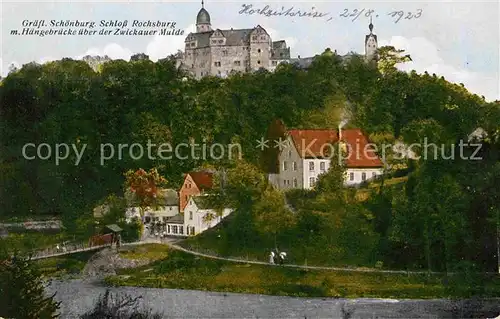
279;252;287;265
269;251;275;264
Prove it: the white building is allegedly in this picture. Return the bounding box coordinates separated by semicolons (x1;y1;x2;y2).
125;188;179;223
183;195;233;236
268;127;384;190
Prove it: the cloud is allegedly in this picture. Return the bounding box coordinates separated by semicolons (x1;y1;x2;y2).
77;43;133;60
146;24;196;61
379;36;499;101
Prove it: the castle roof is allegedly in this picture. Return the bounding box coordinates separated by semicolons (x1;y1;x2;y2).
196;7;211;24
188;28;255;47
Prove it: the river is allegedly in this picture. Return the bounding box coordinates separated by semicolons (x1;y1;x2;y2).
46;279;500;318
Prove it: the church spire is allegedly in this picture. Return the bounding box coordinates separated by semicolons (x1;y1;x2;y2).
365;16;378;62
201;0;204;8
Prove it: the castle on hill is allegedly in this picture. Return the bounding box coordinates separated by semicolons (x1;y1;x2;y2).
177;1;379;78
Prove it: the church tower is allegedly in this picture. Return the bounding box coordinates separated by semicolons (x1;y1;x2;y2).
196;1;212;33
365;18;378;61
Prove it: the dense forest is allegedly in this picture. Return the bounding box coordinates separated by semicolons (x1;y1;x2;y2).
1;47;499;273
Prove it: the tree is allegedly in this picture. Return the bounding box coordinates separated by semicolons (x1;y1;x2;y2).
253;188;296;247
216;160;267;209
0;255;61;319
376;46;412;75
315;142;347;196
123;168;167;217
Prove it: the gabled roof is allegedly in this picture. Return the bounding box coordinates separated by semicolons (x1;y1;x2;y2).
157;189;179;206
192;195;217;210
187;171;213;190
287;128;383;168
106;224;122;232
125;188;178;207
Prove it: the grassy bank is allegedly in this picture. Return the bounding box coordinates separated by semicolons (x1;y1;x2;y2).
105;245;500;299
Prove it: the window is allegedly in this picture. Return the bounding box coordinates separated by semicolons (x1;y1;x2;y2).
309;177;315;187
257;60;261;64
362;172;366;181
287;180;290;185
234;60;241;66
214;62;221;67
211;40;216;44
252;36;257;40
218;40;223;44
320;162;325;171
288;150;292;158
179;226;184;235
283;161;287;171
283;180;286;186
272;61;277;66
191;226;195;235
162;217;168;222
349;172;354;181
169;207;172;211
372;172;376;178
309;162;314;171
257;49;261;53
293;162;297;171
173;226;178;234
186;227;190;235
293;178;297;187
145;216;151;223
167;225;171;233
222;50;228;56
185;195;189;203
189;211;193;220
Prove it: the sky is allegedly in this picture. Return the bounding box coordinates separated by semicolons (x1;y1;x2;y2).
1;0;499;101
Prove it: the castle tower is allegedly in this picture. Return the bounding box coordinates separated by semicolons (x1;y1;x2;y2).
196;0;212;33
365;17;378;61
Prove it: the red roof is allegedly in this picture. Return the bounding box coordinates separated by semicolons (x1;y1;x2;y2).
188;171;213;189
287;129;383;168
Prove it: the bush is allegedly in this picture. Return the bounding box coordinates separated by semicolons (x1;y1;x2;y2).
80;289;162;319
444;261;486;297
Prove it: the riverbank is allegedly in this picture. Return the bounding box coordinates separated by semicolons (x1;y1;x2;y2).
46;279;500;319
104;245;500;300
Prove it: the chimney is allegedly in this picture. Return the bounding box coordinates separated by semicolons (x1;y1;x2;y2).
338;123;342;141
